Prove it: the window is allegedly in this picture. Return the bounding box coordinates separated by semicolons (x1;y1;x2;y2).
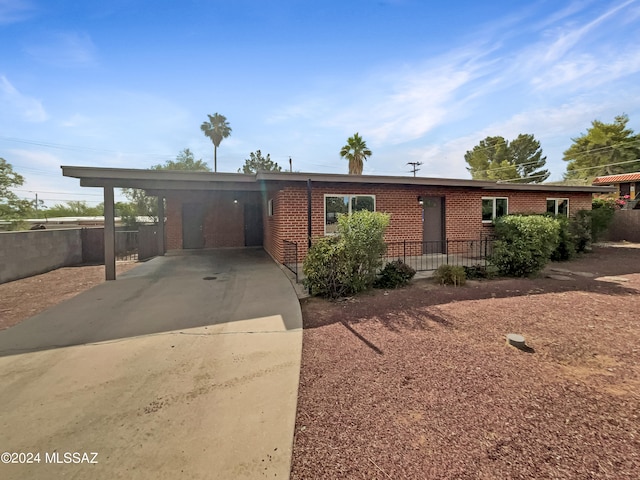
268;198;274;216
547;198;569;216
324;194;375;234
482;197;508;222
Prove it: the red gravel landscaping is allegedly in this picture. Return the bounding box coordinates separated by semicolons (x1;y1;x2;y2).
291;245;640;479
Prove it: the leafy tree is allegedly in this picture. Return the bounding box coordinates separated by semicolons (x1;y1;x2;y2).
200;113;232;172
0;158;35;219
340;132;372;175
238;150;282;174
563;114;640;180
122;148;210;222
465;134;550;183
151;148;211;171
44;201;103;217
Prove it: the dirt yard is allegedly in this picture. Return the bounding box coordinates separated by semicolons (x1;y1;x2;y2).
2;246;639;478
292;245;640;479
0;262;138;330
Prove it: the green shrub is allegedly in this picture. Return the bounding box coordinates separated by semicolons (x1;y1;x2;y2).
463;264;493;280
551;215;576;261
303;210;390;298
374;260;416;288
433;264;466;286
302;236;350;298
590;198;618;242
490;215;560;277
569;211;592;253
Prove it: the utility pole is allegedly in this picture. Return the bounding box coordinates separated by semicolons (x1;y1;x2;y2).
407;161;423;177
289;156;292;172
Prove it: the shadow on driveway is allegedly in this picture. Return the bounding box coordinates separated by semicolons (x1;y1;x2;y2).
0;248;302;357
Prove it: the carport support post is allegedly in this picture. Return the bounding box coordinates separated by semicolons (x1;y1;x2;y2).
157;195;165;255
104;185;116;280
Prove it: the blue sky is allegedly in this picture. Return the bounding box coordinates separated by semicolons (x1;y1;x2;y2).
1;0;640;207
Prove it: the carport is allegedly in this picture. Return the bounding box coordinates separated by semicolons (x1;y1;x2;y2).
62;166;262;280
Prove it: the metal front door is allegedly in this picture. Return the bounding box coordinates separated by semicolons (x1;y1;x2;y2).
182;203;204;249
422;196;444;254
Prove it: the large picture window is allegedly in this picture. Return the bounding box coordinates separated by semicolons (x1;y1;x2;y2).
482;197;508;222
547;198;569;216
325;194;375;234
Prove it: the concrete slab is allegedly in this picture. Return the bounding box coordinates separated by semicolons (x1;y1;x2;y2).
0;248;302;479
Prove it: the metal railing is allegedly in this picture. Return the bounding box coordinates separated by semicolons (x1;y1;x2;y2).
115;230;138;261
283;239;299;282
383;238;494;272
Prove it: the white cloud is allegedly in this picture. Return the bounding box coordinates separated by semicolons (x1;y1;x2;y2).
60;113;91;128
25;31;97;67
0;0;33;24
0;75;48;122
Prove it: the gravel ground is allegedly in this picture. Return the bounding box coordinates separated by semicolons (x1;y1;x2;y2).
2;247;639;479
291;245;640;479
0;262;138;330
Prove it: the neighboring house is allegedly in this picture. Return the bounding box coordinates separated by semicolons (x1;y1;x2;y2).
62;167;613;279
592;172;640;209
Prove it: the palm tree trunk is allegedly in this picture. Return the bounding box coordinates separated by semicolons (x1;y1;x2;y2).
214;146;217;172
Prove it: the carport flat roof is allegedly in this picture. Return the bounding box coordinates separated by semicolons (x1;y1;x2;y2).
61;166;614;193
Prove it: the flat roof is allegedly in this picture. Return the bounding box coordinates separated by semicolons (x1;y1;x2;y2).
61;166;614;193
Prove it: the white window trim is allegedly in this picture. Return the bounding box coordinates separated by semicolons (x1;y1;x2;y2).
481;197;508;223
324;194;376;235
267;198;274;217
547;198;569;216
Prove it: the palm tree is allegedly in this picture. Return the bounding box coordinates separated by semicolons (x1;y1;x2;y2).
340;132;372;175
200;113;232;172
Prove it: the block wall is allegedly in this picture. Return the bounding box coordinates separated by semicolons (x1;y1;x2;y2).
0;229;83;284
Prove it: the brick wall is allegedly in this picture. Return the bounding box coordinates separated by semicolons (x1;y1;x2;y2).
165;191;258;249
262;183;594;263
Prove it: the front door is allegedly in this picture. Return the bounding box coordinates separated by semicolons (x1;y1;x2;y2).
182;203;204;249
244;203;263;247
422;196;445;254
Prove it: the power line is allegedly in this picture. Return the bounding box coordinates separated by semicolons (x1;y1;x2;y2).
13;189;103;197
498;158;640;182
0;135;175;158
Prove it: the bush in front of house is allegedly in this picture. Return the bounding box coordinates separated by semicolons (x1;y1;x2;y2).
590;197;619;242
374;259;416;289
463;264;494;280
302;236;350;298
303;210;390;298
569;210;592;254
433;264;466;286
490;214;560;277
550;215;576;261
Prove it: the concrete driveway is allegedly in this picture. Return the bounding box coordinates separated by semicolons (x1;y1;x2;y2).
0;248;302;479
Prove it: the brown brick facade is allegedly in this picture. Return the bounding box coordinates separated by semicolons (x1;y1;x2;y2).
165;191;260;250
162;182;593;263
261;184;593;263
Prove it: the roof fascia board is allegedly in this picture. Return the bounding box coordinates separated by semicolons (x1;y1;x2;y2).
64;166;614;194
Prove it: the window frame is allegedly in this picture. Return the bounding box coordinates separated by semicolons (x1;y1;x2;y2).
546;198;569;217
267;198;274;217
324;194;376;235
481;197;508;223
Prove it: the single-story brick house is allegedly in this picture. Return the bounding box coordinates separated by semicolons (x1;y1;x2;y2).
61;167;613;279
